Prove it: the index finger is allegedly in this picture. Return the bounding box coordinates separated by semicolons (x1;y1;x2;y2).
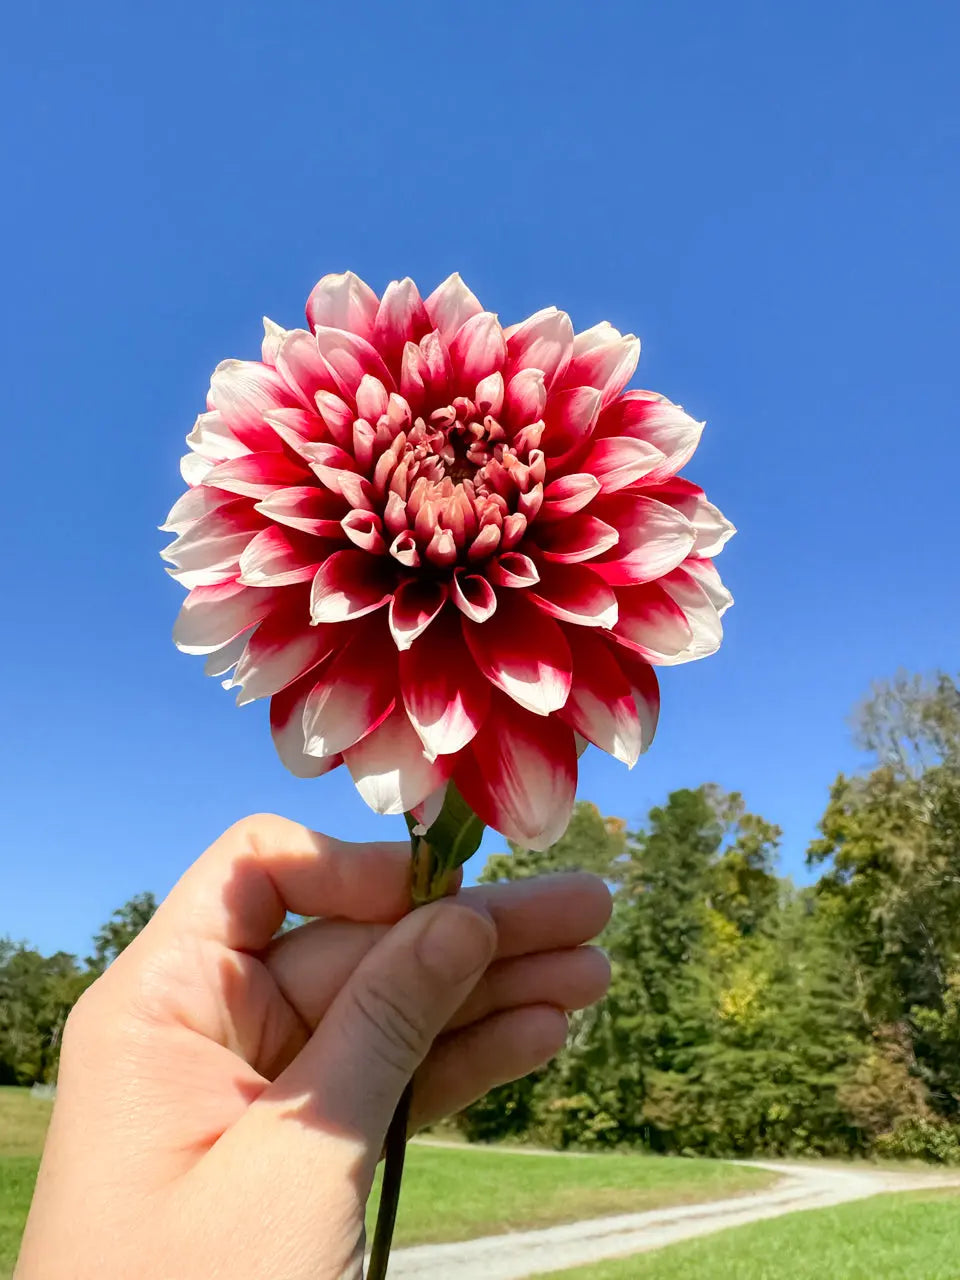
153;814;414;951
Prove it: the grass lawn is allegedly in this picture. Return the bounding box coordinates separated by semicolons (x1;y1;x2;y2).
0;1088;53;1280
0;1086;772;1274
535;1187;960;1280
373;1144;773;1246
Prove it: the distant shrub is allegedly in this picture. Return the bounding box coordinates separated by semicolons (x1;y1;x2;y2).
875;1117;960;1164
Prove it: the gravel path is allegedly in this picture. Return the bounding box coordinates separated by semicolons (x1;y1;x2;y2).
384;1159;960;1279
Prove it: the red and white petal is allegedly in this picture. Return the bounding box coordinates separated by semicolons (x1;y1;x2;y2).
451;571;498;623
410;785;448;829
185;411;249;462
578;436;665;494
591;495;696;586
161;500;264;581
612;582;693;661
650;478;736;557
419;331;454;402
537;473;601;522
504;307;574;387
400;609;491;760
204;629;253;679
274;329;339;409
314;326;396;402
540;387;602;462
261;407;331;457
341;509;387;555
313;391;356;448
180;452;215;487
254;486;347;537
558;629;642;767
683;556;734;615
529;561;618;628
173;580;278;654
355;374;390;423
238;527;325;587
560;323;641;406
596;391;704;484
487;553;540;589
229;609;342;705
301;621;398;756
344;704;455;816
503;369;547;428
388;578;448;651
424;273;484;343
655;565;725;664
689;497;735;558
373;278;433;372
208;360;294;452
309;549;394;623
261;316;287;365
287;438;363;493
161;484;237;534
305;271;379;342
462;593;572;716
454;694;577;850
202;452;312;500
615;648;661;753
475;371;505;417
449;312;507;393
270;674;344;779
533;513;619;564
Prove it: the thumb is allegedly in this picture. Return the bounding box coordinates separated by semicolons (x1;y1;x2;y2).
269;899;496;1146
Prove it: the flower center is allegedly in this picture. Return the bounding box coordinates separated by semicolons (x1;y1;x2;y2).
408;397;508;486
342;388;547;573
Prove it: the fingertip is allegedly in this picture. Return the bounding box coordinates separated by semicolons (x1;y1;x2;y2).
518;1003;570;1064
415;900;497;983
580;944;612;996
572;872;614;931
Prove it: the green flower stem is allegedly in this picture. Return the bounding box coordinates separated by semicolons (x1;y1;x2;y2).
366;832;453;1280
366;1080;413;1280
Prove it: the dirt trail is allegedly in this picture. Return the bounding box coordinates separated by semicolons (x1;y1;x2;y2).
384;1158;960;1280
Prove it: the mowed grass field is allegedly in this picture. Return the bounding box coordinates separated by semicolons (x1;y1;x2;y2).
0;1085;771;1276
537;1187;960;1280
0;1088;52;1280
374;1143;773;1246
6;1084;960;1279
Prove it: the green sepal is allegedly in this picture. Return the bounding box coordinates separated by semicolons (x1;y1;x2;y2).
424;782;485;868
405;782;485;905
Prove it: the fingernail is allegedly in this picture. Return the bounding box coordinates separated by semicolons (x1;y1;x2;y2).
416;903;495;983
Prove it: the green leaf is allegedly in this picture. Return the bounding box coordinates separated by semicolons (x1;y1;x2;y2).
425;782;485;871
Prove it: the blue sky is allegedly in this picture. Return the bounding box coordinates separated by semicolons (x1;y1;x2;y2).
2;0;957;956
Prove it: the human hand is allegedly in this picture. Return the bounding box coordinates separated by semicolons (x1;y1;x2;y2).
16;815;611;1280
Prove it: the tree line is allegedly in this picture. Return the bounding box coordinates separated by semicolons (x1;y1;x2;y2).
4;671;960;1162
0;894;156;1087
462;670;960;1162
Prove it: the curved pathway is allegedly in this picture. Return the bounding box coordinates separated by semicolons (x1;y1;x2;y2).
385;1159;960;1279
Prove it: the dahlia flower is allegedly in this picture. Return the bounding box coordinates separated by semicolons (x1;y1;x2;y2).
162;272;733;849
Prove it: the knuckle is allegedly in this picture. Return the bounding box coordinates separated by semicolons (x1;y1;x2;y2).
350;978;431;1074
61;981;101;1044
227;812;288;851
58;979;113;1074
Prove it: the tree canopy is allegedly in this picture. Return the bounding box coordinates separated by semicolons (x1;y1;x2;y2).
462;672;960;1162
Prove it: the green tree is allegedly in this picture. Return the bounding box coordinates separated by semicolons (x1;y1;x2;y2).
0;942;88;1085
0;891;158;1085
479;801;626;883
465;787;788;1152
87;892;158;974
809;671;960;1120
